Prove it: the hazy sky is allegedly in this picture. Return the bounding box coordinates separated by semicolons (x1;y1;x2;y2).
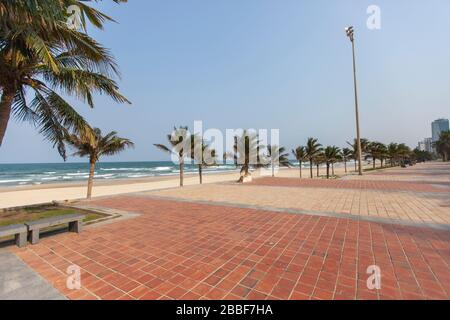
1;0;449;163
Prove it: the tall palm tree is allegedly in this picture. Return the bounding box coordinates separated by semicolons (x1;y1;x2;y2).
154;126;190;187
292;146;306;178
323;146;341;179
66;127;133;199
267;145;290;177
342;148;352;173
191;134;216;184
435;131;450;161
0;0;129;158
305;138;322;179
234;130;265;182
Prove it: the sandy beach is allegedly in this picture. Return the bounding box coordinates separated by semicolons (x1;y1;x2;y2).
0;164;366;209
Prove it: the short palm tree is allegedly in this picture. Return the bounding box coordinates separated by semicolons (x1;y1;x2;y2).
387;143;399;167
342;148;352;173
154;126;190;187
191;134;216;184
347;138;369;172
435;131;450;162
0;0;130;158
66;127;133;199
397;143;412;164
331;147;342;176
314;152;325;178
267;145;290;177
368;142;387;169
234;130;265;182
305;138;322;179
292;146;306;178
323;146;341;179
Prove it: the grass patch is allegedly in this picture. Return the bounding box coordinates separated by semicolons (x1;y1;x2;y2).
0;205;104;227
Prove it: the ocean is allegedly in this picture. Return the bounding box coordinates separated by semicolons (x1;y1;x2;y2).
0;161;239;187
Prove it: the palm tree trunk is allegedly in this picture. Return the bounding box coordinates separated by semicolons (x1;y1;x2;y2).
326;163;330;179
299;161;302;179
310;160;313;179
344;160;347;173
316;164;319;177
0;88;16;146
354;159;357;172
87;161;96;199
272;162;275;177
373;157;376;169
179;160;184;187
198;164;203;184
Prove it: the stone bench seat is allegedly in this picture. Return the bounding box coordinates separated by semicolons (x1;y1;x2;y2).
25;214;84;245
0;224;28;248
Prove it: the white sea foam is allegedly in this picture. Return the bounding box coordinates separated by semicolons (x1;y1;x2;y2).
0;179;32;184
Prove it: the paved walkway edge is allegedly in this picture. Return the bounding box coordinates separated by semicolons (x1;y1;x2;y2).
132;194;450;232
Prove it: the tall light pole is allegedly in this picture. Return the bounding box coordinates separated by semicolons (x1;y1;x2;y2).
345;26;363;176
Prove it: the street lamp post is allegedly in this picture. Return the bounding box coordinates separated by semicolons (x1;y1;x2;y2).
345;26;363;176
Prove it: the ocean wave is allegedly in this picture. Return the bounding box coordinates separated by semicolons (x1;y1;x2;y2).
153;166;172;171
95;174;116;178
127;174;155;178
41;177;63;181
0;179;33;184
66;172;89;176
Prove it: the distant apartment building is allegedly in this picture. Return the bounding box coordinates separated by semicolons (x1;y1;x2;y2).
418;138;433;153
432;118;449;142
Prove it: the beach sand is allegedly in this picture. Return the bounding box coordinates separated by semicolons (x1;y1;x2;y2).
0;164;367;209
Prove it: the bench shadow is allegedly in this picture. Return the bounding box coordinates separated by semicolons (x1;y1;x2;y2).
0;226;71;249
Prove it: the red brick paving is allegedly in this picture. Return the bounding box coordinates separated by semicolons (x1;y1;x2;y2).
250;177;450;193
12;196;450;300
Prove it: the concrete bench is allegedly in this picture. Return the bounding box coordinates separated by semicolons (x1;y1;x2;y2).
0;224;28;248
25;214;84;245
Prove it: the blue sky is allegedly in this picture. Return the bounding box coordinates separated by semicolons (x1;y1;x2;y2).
1;0;449;163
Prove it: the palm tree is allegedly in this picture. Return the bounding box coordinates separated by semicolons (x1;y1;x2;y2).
397;143;412;165
378;143;388;168
368;142;387;169
0;0;130;158
314;152;325;178
323;146;341;179
435;131;450;162
347;138;369;172
387;143;399;167
154;126;190;187
267;145;290;177
305;138;322;179
331;147;342;176
191;134;216;184
234;130;265;182
66;127;133;199
342;148;352;173
292;146;306;178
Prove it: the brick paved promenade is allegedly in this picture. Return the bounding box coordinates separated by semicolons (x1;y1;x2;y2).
6;162;450;300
